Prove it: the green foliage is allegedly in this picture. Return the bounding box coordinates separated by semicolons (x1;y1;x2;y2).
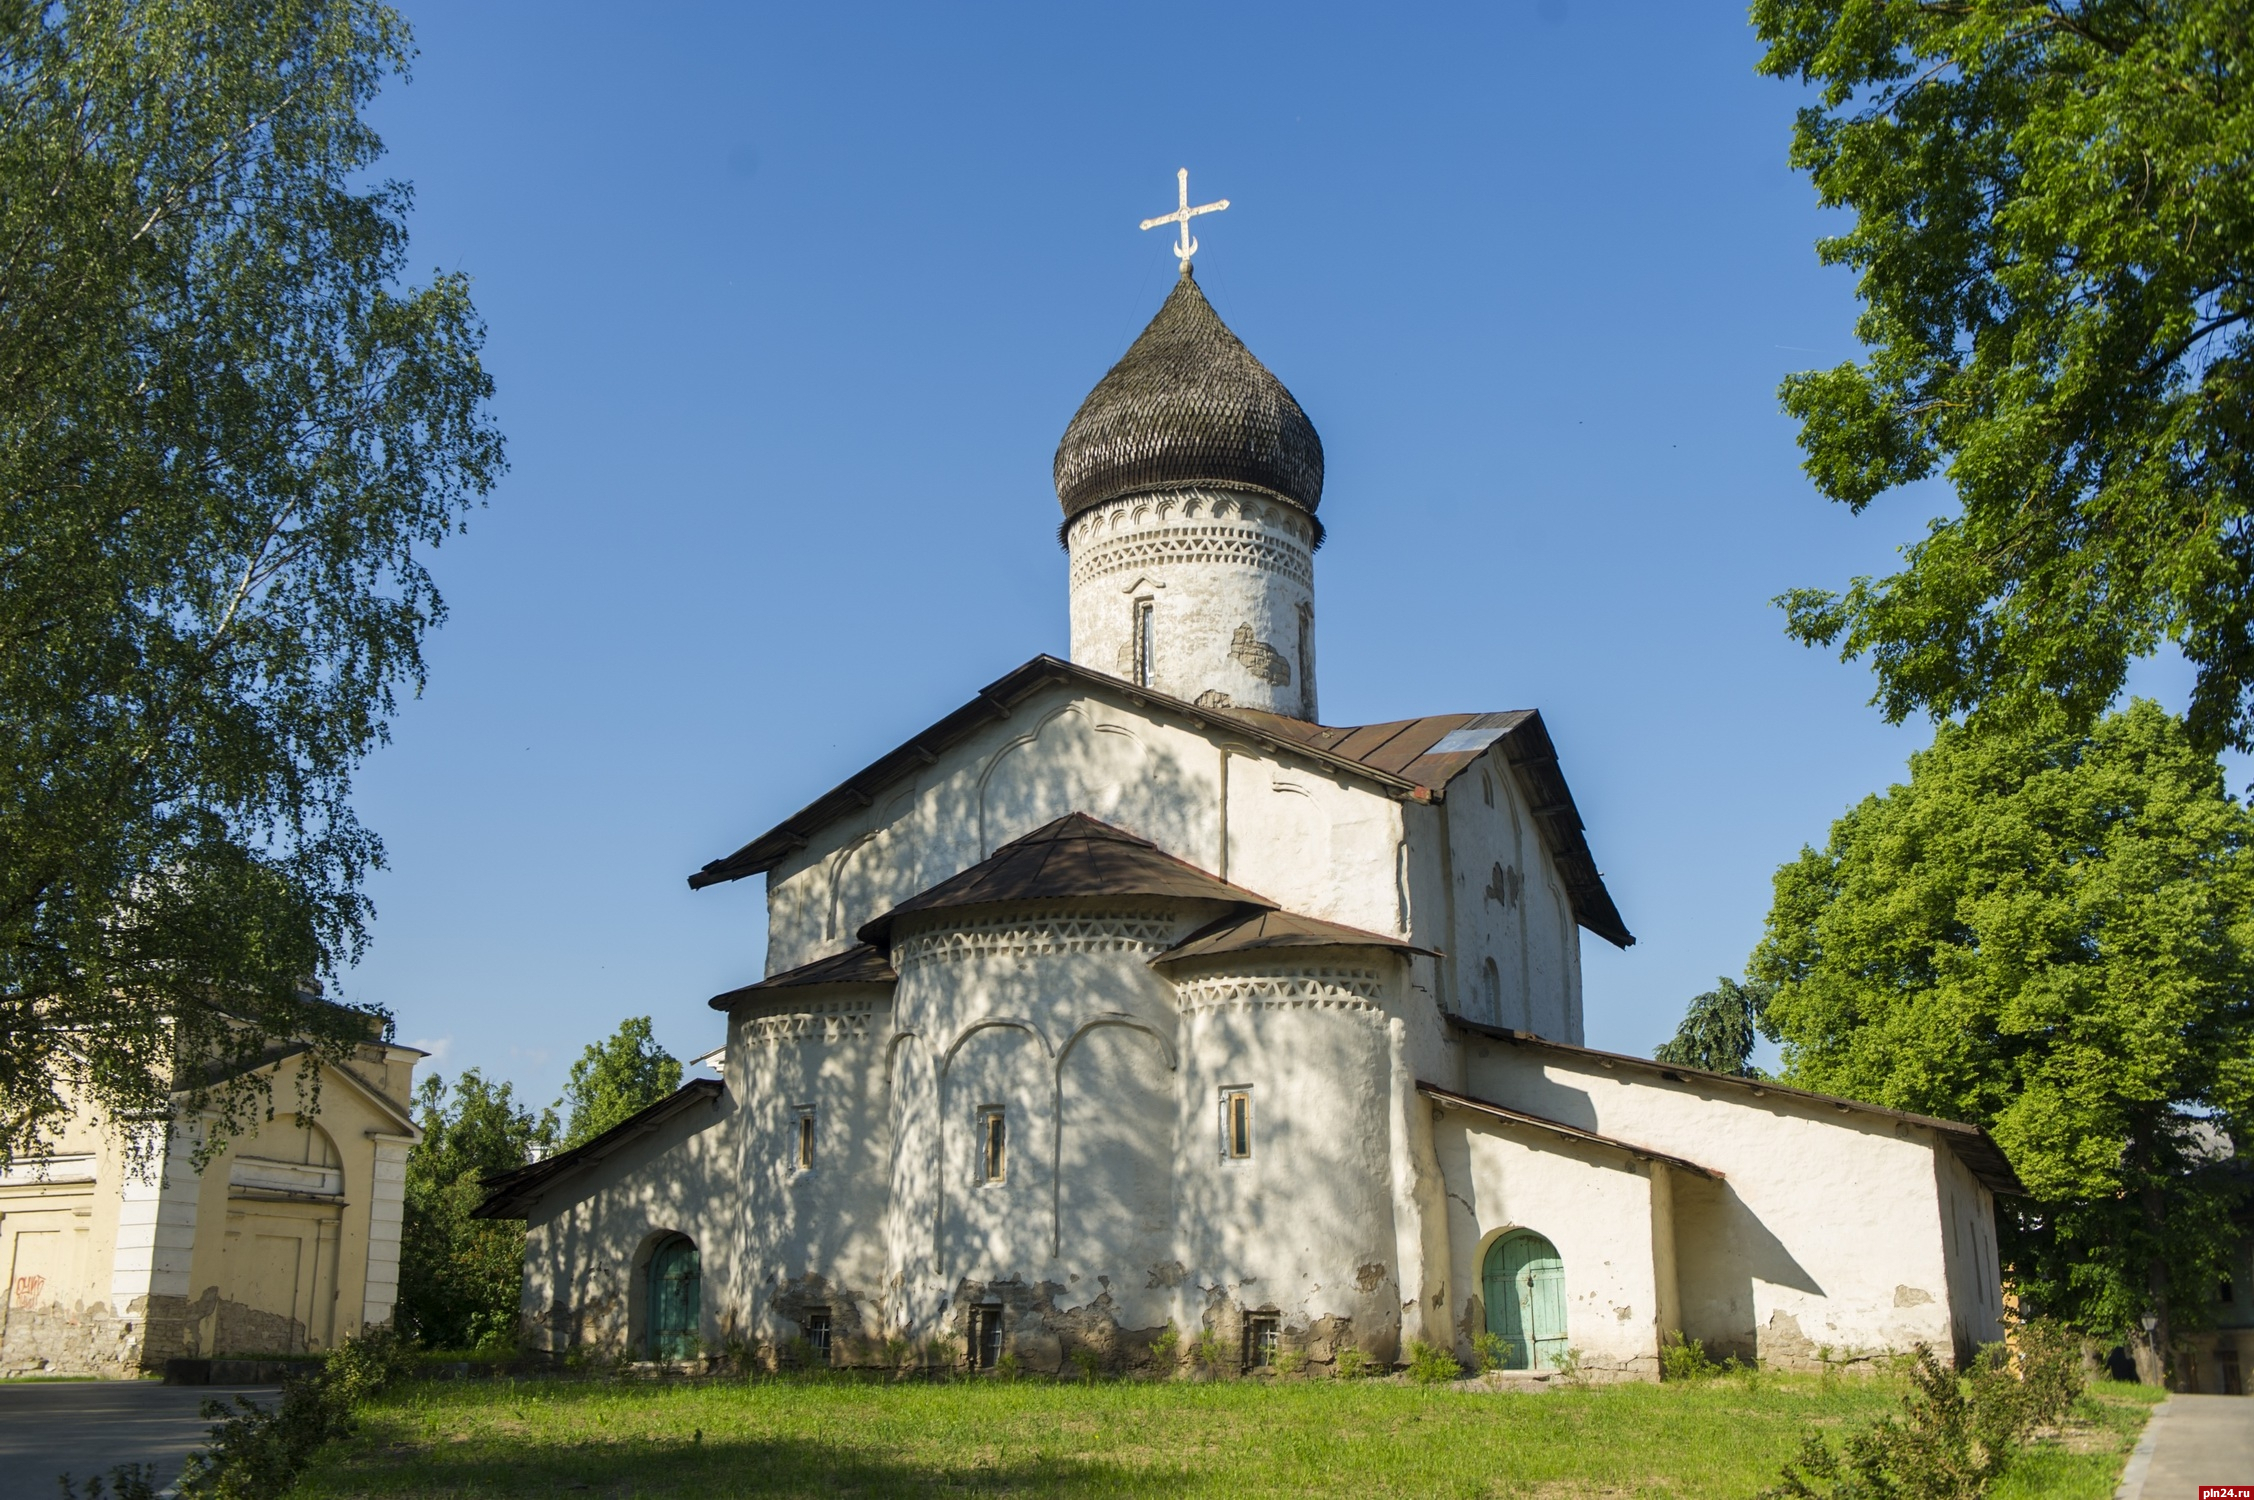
57;1464;159;1500
556;1017;681;1148
1404;1339;1462;1385
1661;1330;1733;1382
178;1325;411;1499
1654;977;1775;1076
1751;1;2254;755
396;1069;553;1350
1761;1332;2085;1500
1069;1345;1101;1383
1333;1343;1369;1380
1470;1330;1508;1375
1753;703;2254;1340
0;0;502;1167
1189;1325;1225;1374
1272;1342;1307;1377
1149;1322;1180;1373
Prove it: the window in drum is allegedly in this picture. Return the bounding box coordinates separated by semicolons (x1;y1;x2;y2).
1221;1088;1252;1160
969;1303;1004;1371
1133;598;1155;687
1245;1314;1280;1372
804;1308;831;1364
794;1107;815;1172
979;1107;1007;1183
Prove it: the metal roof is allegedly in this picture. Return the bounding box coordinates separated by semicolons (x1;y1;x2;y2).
1053;265;1324;525
1419;1081;1723;1180
707;944;896;1010
856;813;1269;949
1153;907;1431;966
1449;1018;2025;1196
685;655;1629;948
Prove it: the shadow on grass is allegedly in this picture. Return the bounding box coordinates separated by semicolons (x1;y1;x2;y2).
319;1432;1189;1499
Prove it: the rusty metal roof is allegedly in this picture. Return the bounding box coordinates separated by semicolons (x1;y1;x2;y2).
1419;1081;1723;1180
857;813;1268;949
1053;266;1323;525
1152;907;1430;966
686;654;1629;949
1449;1018;2025;1196
473;1079;725;1220
706;945;896;1010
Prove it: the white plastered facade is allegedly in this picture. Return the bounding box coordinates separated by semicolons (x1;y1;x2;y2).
509;671;2008;1378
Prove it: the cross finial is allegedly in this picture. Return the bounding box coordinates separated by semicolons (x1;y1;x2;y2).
1139;168;1228;271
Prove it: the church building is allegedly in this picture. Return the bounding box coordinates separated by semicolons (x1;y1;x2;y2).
479;219;2018;1379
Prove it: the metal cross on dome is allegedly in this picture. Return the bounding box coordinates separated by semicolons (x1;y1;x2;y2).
1140;168;1229;269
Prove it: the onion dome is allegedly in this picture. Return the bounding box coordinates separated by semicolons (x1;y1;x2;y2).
1053;267;1324;524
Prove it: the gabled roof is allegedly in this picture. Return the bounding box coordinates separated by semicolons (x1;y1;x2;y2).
1450;1019;2024;1196
1419;1082;1722;1180
1225;707;1630;947
473;1079;725;1220
685;653;1630;948
1153;908;1431;966
707;945;896;1010
856;813;1269;949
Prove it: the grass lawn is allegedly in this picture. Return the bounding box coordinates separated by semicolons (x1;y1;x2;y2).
297;1372;2163;1499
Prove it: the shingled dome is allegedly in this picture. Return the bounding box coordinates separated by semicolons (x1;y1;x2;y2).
1053;267;1324;523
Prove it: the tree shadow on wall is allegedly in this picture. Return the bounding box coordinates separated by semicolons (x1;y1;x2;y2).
321;1429;1191;1498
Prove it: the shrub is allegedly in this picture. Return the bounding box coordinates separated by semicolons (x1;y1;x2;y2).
1334;1343;1369;1379
1069;1346;1102;1383
1470;1330;1507;1375
1661;1330;1726;1381
994;1351;1022;1381
1762;1331;2088;1500
1190;1326;1226;1374
58;1464;158;1500
176;1326;412;1500
1149;1322;1181;1374
1405;1339;1462;1385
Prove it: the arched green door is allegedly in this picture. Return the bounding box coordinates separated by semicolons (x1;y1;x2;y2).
648;1236;700;1360
1483;1231;1567;1370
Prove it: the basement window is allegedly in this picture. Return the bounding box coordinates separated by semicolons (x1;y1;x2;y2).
1222;1088;1252;1160
969;1303;1004;1371
980;1107;1007;1183
804;1309;831;1363
795;1108;815;1172
1245;1314;1280;1371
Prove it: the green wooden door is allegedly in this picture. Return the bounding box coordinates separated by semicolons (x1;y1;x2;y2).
648;1237;701;1361
1482;1231;1567;1370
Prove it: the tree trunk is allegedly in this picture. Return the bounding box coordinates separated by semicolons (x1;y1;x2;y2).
2138;1181;2174;1388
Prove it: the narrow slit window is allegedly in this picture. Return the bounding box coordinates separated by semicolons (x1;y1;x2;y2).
795;1108;815;1172
1223;1089;1252;1160
804;1309;831;1363
1246;1314;1280;1371
969;1303;1004;1370
2223;1278;2236;1304
1133;598;1155;687
980;1107;1007;1183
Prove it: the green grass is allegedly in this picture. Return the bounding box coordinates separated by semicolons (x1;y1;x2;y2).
296;1371;2162;1499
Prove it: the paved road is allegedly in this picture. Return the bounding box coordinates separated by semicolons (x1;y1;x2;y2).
0;1383;271;1500
2118;1394;2254;1500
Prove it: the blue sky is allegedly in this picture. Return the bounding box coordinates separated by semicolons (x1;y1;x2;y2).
344;2;2216;1104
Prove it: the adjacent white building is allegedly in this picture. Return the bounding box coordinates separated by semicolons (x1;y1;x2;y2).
478;265;2017;1379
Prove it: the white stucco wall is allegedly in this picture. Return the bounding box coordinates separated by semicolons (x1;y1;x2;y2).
726;988;894;1351
1455;1034;1981;1367
520;1092;731;1358
1440;750;1584;1041
760;682;1419;976
1066;489;1317;718
1430;1107;1670;1378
